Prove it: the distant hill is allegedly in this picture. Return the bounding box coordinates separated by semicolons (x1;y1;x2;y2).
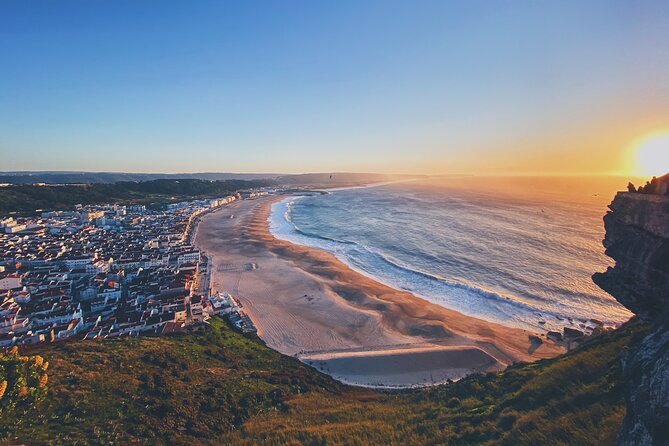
0;179;273;215
0;173;425;215
0;172;428;215
0;171;279;185
0;171;424;186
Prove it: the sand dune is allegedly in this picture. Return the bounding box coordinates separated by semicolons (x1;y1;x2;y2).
195;195;564;387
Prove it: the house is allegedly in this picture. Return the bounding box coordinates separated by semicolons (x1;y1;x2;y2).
0;274;22;291
177;250;200;266
55;318;85;339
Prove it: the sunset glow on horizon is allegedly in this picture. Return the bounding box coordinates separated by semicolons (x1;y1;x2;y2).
1;1;668;176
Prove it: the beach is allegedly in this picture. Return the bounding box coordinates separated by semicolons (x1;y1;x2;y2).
195;195;564;387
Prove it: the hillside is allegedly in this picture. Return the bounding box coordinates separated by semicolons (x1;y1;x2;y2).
0;171;422;187
0;172;279;185
0;317;647;446
0;179;272;215
0;174;423;216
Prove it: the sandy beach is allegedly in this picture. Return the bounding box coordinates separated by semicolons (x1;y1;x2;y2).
195;195;564;387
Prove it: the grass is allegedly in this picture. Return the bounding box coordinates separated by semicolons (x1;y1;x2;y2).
0;317;647;446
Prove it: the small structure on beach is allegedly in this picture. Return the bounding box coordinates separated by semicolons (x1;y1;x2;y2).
206;292;257;334
208;292;237;315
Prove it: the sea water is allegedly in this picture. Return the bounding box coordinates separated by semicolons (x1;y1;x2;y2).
269;176;635;334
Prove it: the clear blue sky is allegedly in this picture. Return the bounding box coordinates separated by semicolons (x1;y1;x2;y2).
1;0;667;174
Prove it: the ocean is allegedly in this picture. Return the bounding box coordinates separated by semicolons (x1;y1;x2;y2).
269;176;635;334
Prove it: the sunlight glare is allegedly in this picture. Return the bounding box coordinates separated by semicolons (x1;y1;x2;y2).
633;133;669;177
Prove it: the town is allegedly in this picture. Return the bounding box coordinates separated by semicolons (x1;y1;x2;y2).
0;192;266;346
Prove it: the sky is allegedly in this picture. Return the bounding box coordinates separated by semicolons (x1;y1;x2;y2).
1;0;668;175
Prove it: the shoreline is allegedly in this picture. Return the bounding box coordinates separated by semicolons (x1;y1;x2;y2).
270;191;631;334
195;195;564;388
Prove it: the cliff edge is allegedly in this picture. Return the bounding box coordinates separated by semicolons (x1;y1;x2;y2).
593;177;669;446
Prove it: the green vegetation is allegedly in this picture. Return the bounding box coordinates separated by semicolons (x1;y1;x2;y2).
0;347;48;417
0;318;646;445
0;179;273;215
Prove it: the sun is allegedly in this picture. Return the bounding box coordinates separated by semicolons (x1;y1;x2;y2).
631;132;669;177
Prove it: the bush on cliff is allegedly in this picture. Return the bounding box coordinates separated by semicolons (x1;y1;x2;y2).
0;347;48;416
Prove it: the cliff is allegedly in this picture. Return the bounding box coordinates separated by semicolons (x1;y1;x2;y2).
594;192;669;318
593;185;669;446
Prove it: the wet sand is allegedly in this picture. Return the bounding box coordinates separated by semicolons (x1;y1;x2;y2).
195;195;564;387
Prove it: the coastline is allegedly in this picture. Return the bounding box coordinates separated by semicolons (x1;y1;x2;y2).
195;195;564;388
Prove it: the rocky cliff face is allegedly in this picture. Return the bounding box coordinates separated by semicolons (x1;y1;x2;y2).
593;189;669;446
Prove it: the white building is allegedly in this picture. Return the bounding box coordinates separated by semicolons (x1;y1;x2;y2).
64;257;93;270
4;224;27;234
177;250;201;265
0;274;22;291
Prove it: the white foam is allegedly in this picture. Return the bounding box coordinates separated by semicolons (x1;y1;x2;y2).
268;193;631;334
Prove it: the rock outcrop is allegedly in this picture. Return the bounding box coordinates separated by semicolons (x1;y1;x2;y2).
631;172;669;195
593;182;669;446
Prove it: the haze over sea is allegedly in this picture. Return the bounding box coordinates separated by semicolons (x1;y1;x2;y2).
270;176;635;334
